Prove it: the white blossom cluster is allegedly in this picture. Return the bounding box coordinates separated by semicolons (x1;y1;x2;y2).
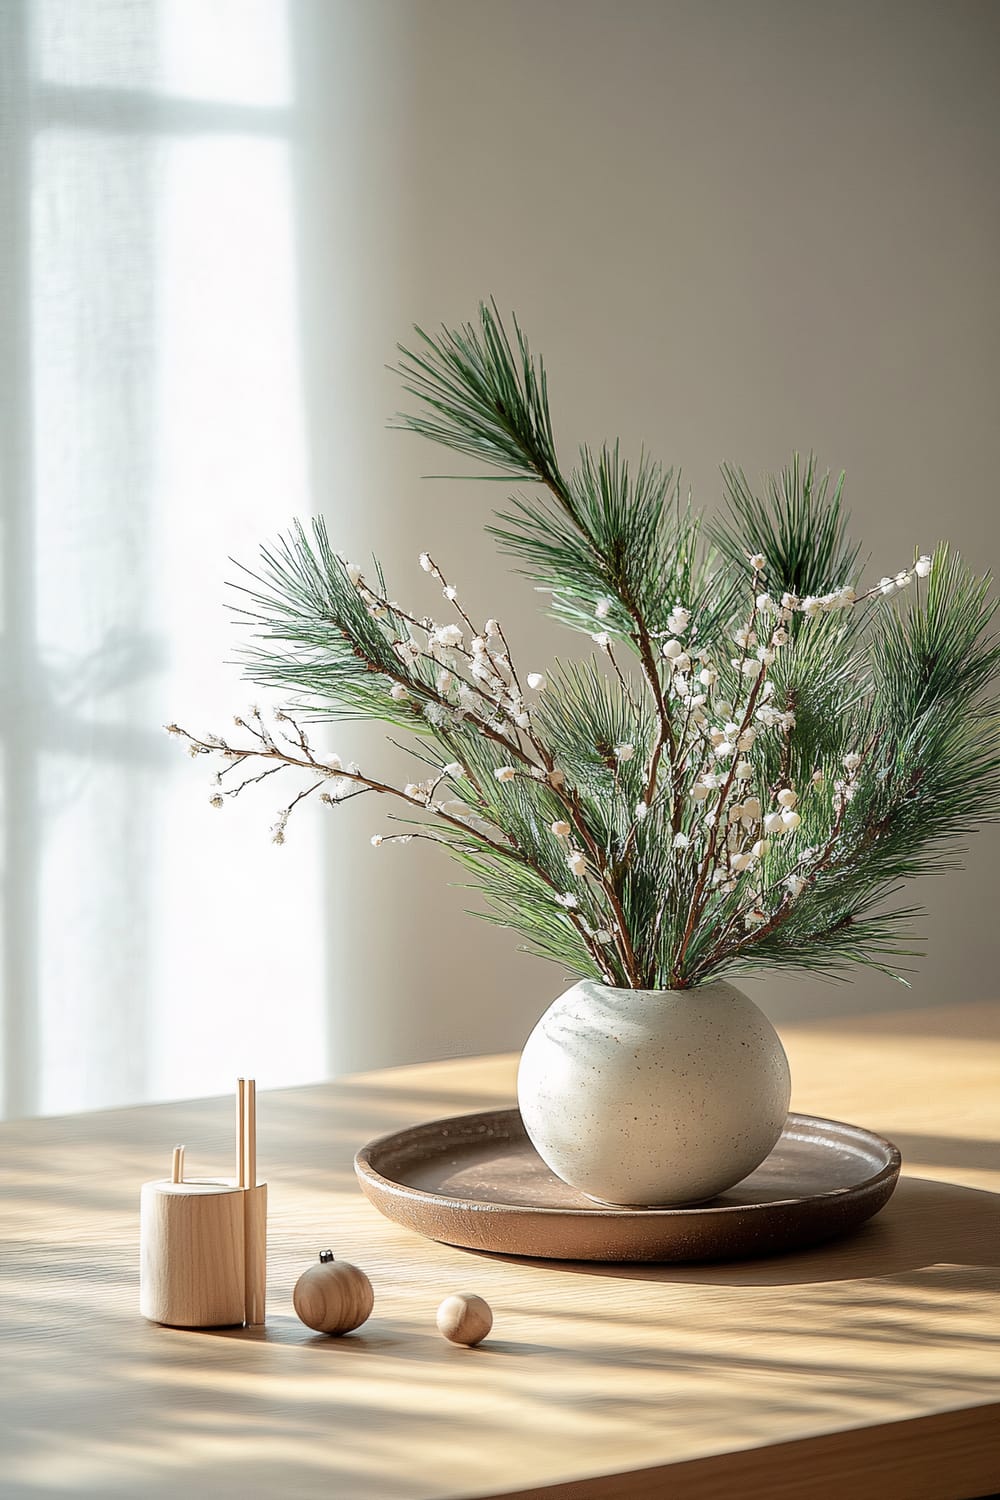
348;542;932;940
341;551;555;744
751;551;932;622
629;546;934;933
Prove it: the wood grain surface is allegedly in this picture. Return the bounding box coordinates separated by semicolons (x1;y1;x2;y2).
2;1002;999;1499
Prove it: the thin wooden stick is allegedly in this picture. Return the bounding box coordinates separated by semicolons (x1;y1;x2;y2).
242;1077;265;1325
237;1078;246;1189
171;1145;184;1184
246;1079;256;1190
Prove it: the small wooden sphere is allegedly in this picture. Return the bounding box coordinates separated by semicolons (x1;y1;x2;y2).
293;1251;374;1335
436;1292;493;1347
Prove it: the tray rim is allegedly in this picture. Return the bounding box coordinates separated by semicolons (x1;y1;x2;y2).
354;1107;902;1219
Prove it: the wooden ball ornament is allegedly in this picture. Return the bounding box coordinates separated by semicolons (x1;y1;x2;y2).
436;1292;493;1346
293;1250;374;1335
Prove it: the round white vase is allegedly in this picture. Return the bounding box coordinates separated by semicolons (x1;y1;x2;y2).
516;979;791;1207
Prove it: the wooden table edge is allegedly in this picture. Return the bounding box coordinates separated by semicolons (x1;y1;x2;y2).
486;1401;1000;1500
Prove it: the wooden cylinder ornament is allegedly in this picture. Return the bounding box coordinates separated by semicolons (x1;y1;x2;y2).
292;1251;374;1335
139;1078;267;1329
436;1293;493;1346
140;1178;247;1327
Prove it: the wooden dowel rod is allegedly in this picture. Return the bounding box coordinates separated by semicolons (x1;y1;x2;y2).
237;1078;246;1189
171;1145;184;1184
243;1183;267;1326
242;1079;264;1325
247;1079;256;1191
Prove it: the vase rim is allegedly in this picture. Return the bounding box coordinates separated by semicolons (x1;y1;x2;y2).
569;977;746;1000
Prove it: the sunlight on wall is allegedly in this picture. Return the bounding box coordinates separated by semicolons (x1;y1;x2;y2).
14;0;325;1116
152;124;322;1104
37;0;291;104
159;0;291;105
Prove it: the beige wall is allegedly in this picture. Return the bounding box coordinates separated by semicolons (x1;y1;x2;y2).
293;0;1000;1072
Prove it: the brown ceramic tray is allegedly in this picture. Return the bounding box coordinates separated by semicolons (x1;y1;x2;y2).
355;1108;901;1262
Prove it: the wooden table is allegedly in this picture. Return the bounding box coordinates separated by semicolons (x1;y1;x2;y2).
2;1003;999;1499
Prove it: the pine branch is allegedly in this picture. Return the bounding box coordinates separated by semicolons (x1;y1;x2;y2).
170;303;1000;994
712;455;862;600
392;301;569;499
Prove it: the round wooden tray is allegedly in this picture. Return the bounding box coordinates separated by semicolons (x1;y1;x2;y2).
354;1108;901;1262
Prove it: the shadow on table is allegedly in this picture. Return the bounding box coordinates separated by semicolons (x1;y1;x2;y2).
471;1176;1000;1288
888;1130;1000;1174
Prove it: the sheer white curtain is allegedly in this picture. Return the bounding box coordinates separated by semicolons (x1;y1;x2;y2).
1;0;326;1118
0;0;556;1122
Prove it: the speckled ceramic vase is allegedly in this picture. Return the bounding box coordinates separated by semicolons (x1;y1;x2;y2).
516;979;791;1207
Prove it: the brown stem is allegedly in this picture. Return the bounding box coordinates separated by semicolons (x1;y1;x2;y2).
605;643;641;717
180;727;619;979
670;583;769;963
494;620;524;699
426;558;481;642
696;782;852;976
222;761;286;795
669;696;699;836
637;629;675;805
775;687;798;795
538;468;675;802
347;574;525;740
672;660;768;981
285;778;326;815
344;623;535;770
